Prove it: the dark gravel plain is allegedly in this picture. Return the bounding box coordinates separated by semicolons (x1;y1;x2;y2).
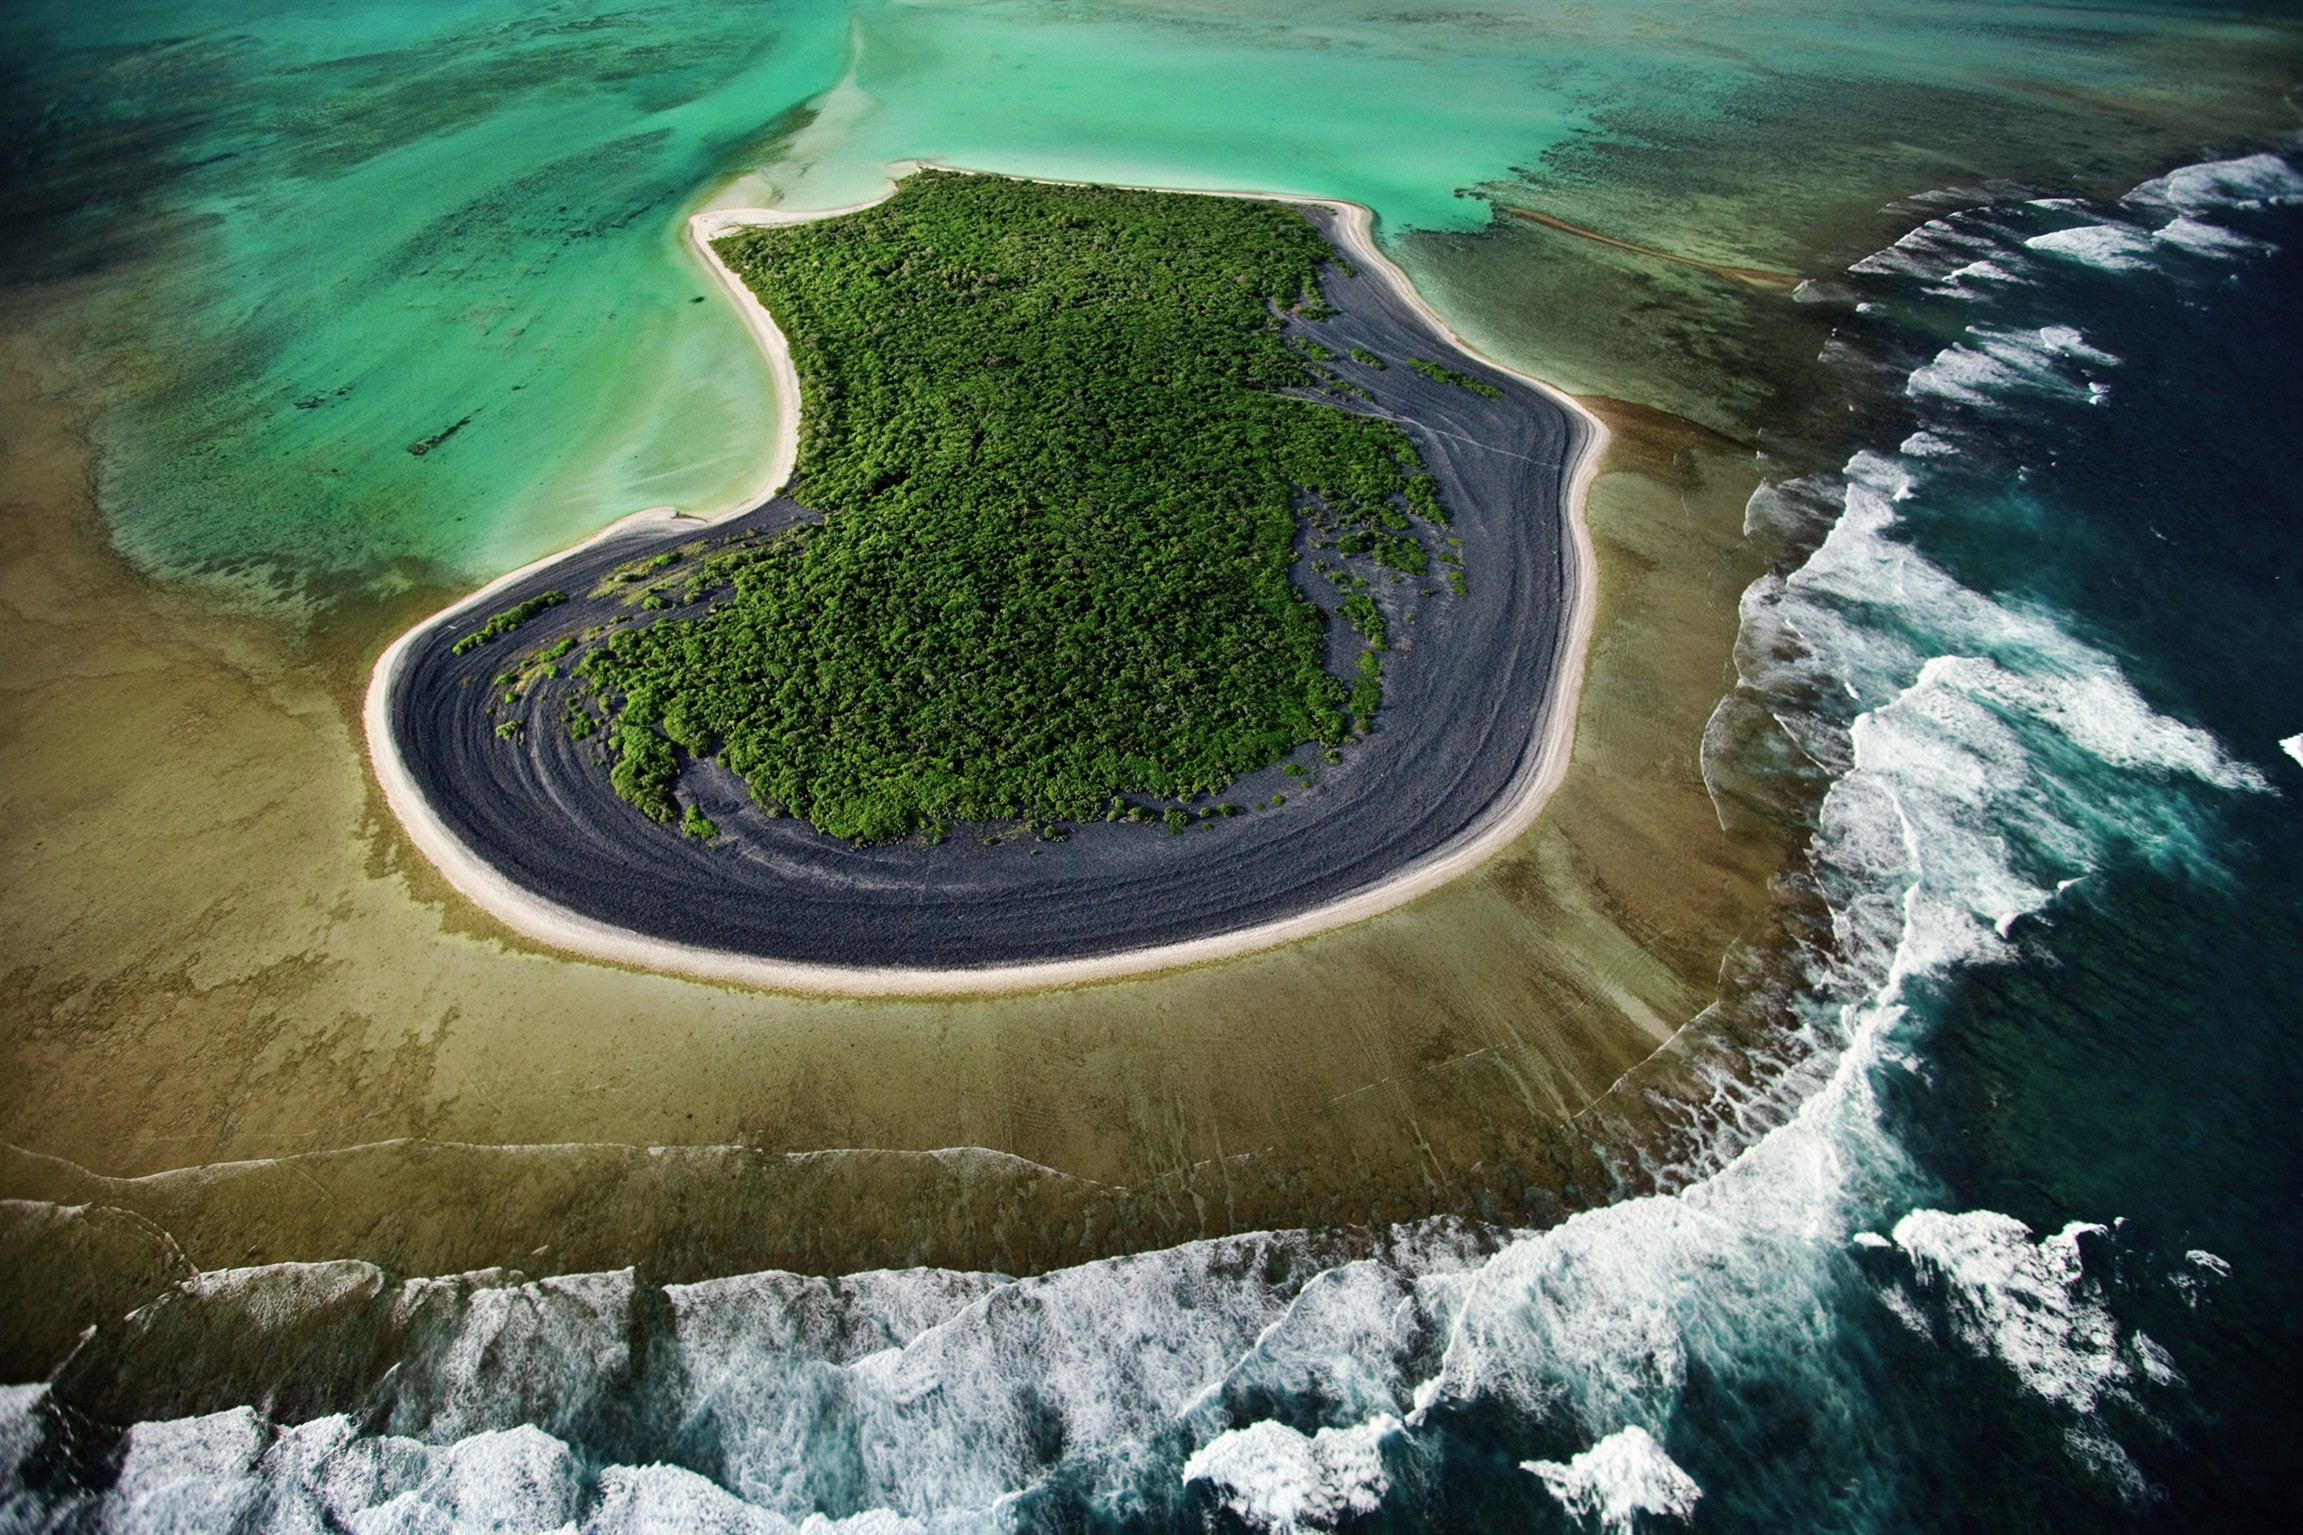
388;209;1588;968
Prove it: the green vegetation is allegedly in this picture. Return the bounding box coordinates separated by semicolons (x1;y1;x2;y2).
1340;593;1387;650
1349;649;1383;730
562;694;598;741
1348;347;1384;369
1407;357;1502;398
1337;529;1427;574
569;172;1455;842
452;591;566;655
608;701;681;822
1404;476;1447;525
592;549;681;599
493;635;577;695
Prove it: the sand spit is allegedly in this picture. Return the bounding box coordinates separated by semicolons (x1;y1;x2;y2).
365;170;1608;997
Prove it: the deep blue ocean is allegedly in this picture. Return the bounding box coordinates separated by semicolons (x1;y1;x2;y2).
3;43;2300;1535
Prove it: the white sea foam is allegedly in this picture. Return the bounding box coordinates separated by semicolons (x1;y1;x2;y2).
182;1258;386;1310
260;1416;433;1533
1887;1210;2194;1505
2152;216;2270;259
1;1385;45;1504
589;1463;802;1534
2127;152;2303;215
1523;1425;1701;1532
1656;347;2268;1490
2030;325;2119;365
662;1232;1348;1522
1898;430;1959;459
94;1415;943;1535
1849;217;2001;280
1892;1213;2131;1412
1927;258;2026;296
1948;658;2262;792
585;1465;940;1534
385;1268;635;1444
1180;1416;1395;1532
1193;1259;1423;1427
666;1267;1005;1377
1846;154;2298;305
1906;324;2113;407
350;1424;585;1535
1950;259;2021;283
1740;477;1839;546
1907;345;2021;405
114;1414;589;1535
2172;1250;2233;1310
2024;223;2158;271
1765;454;2261;965
1674;437;2259;1497
98;1408;273;1533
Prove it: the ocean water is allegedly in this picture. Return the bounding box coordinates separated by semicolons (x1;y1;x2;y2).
4;3;2302;1532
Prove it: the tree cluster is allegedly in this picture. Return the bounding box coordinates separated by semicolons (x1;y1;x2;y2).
1407;357;1502;397
453;591;566;655
571;172;1454;841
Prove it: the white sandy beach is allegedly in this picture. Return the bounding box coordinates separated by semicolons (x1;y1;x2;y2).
363;168;1608;997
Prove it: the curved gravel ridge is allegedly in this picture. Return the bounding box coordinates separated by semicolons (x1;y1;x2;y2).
366;179;1606;995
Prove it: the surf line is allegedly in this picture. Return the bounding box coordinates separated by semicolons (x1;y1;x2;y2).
364;163;1610;998
1500;204;1802;292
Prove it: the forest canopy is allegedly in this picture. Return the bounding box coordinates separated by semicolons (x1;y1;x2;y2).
572;172;1452;842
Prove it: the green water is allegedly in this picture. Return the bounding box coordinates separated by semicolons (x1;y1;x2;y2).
10;0;2291;595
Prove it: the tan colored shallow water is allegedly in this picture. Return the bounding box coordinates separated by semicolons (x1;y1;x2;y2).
0;287;1776;1285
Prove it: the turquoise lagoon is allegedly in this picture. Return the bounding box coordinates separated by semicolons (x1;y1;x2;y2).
8;0;2285;588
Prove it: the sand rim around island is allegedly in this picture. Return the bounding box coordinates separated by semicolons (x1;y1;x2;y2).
363;166;1609;997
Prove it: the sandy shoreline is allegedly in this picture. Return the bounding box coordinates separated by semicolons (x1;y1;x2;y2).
363;168;1608;997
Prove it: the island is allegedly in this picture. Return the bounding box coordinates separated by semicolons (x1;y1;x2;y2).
367;170;1603;993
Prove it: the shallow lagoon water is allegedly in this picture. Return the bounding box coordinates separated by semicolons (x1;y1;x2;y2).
2;2;2300;1531
10;0;2291;587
